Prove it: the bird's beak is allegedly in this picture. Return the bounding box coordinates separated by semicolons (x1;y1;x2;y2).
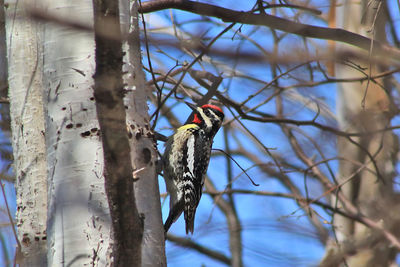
184;101;198;111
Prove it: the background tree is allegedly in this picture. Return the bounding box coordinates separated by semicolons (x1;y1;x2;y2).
1;0;400;266
322;0;399;265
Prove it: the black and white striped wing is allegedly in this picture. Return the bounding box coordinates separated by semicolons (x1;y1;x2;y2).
182;130;210;233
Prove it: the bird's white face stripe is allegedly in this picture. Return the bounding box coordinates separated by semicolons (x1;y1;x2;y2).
197;108;212;129
208;109;221;123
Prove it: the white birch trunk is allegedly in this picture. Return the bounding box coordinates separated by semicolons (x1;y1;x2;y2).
5;1;47;265
41;0;111;265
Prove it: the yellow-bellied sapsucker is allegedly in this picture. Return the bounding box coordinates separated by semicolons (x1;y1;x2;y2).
163;102;224;234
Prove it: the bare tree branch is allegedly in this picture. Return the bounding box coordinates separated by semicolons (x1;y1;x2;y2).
138;0;400;60
166;233;231;265
205;178;243;267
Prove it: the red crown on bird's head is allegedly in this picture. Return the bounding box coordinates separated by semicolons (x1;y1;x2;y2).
201;104;223;114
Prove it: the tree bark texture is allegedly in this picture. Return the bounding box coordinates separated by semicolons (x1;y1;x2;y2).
42;0;112;265
0;0;10;134
92;0;143;265
5;1;47;265
122;1;166;266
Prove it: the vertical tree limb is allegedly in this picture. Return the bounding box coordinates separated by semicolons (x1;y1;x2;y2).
0;0;10;134
322;0;400;265
124;0;166;265
92;0;143;265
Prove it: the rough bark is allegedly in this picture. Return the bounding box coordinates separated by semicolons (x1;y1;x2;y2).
42;0;112;265
5;1;47;265
0;0;7;98
0;0;9;135
123;1;166;266
92;0;143;265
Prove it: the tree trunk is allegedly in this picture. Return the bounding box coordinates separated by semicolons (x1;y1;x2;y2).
5;1;47;265
123;1;166;266
92;0;143;264
321;0;400;266
42;0;112;265
0;0;10;135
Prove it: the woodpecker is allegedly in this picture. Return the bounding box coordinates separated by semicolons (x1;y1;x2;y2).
163;102;224;234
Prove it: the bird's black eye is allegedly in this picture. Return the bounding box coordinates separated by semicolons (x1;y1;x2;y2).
204;109;211;116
